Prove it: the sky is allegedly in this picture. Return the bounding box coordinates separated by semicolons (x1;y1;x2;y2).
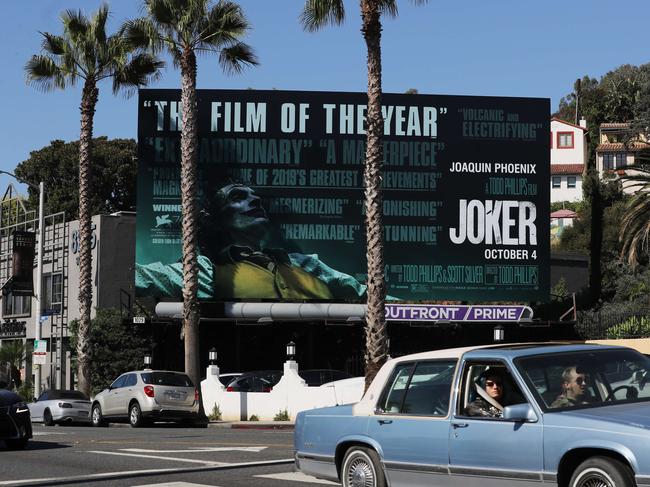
1;0;649;194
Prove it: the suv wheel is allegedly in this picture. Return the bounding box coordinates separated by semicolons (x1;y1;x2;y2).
129;402;144;428
91;404;107;427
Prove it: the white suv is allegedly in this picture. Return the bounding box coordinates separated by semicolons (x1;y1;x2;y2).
91;370;200;427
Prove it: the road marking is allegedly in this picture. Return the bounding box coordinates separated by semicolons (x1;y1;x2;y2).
86;450;227;465
132;483;218;487
0;459;294;486
123;446;267;453
255;472;338;485
32;431;68;436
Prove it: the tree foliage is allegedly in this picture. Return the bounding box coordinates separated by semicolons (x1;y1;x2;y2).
14;137;137;219
69;308;151;395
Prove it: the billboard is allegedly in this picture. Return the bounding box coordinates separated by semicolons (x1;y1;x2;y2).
136;89;549;303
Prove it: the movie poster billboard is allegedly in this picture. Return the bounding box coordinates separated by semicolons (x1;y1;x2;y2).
135;89;549;303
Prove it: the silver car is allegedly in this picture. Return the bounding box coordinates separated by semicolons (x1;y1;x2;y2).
91;370;199;427
28;390;91;425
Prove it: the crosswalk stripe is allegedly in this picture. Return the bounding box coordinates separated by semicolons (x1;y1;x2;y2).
87;450;227;465
132;483;218;487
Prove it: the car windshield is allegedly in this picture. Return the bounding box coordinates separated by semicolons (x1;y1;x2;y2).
49;391;88;400
141;372;193;387
516;349;650;411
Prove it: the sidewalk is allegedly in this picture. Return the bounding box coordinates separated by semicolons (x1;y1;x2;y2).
209;420;294;430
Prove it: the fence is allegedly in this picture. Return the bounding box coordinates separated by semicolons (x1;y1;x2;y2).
575;308;650;340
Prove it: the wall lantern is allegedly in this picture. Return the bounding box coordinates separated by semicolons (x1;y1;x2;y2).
286;341;296;361
143;353;152;369
209;347;218;365
493;325;505;343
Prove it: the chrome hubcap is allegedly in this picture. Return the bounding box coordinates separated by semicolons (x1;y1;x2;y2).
577;473;614;487
92;408;100;423
347;456;375;487
130;407;138;423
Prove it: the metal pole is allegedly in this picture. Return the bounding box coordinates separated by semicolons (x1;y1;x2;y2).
34;182;44;398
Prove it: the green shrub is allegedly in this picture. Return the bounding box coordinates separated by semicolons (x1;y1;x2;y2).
273;409;290;421
208;403;222;421
17;380;34;402
606;316;650;339
249;414;259;421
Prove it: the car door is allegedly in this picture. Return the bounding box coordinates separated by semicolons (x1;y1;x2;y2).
448;360;543;487
30;391;49;420
103;375;127;416
367;360;457;487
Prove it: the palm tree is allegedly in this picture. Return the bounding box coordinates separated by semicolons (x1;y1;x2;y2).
619;161;650;266
124;0;257;405
25;5;163;396
0;341;27;390
301;0;429;389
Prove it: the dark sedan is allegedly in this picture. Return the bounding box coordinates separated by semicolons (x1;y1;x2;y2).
0;389;32;450
225;370;283;392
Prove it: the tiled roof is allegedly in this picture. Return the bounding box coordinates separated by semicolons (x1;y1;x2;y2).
551;164;584;174
597;142;649;152
551;209;578;218
600;123;630;129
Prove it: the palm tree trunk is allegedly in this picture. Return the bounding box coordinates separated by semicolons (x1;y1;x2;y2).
179;49;203;417
76;79;98;397
361;0;387;391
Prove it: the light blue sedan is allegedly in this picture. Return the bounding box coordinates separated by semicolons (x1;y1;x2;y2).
294;343;650;487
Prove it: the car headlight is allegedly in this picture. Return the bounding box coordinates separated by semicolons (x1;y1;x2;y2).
12;402;29;414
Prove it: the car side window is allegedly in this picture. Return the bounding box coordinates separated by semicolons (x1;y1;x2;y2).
125;374;138;387
458;362;526;419
111;375;127;389
377;360;456;416
38;392;49;401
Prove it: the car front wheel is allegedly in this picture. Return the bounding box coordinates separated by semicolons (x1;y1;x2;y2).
569;456;635;487
341;446;386;487
91;404;107;427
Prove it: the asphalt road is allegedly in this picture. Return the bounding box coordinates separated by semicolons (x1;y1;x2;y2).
0;424;338;487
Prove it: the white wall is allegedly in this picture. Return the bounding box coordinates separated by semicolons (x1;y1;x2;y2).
550;120;587;165
201;361;364;421
550;175;582;202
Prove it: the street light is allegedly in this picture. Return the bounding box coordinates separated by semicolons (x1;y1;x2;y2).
286;341;296;361
143;353;152;369
208;347;217;365
0;171;44;398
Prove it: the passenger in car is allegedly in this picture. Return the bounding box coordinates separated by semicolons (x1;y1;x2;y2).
465;371;506;418
550;366;589;408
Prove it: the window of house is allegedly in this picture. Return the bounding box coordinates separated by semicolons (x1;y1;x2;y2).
43;273;63;315
603;153;628;170
603;153;615;170
567;177;577;188
2;293;31;317
557;132;574;149
615;153;628;166
552;176;561;188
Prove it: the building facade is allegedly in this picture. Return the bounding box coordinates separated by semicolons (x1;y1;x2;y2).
550;117;588;202
596;122;650;193
0;193;136;392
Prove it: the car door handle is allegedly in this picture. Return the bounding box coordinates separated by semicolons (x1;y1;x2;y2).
377;419;393;425
452;422;468;429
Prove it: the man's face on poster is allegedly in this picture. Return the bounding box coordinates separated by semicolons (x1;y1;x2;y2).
218;184;269;239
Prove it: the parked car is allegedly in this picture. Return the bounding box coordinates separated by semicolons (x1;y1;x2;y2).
225;370;282;392
91;370;199;427
298;369;353;387
0;389;32;450
295;343;650;487
217;372;242;387
28;390;91;426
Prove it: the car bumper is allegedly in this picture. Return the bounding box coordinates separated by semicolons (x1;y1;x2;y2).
0;408;33;440
52;410;91;423
141;408;200;422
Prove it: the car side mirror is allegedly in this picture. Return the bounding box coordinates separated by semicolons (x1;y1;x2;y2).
503;403;538;423
33;397;37;402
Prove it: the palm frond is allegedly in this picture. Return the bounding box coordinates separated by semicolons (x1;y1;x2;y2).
41;32;67;55
378;0;398;18
92;3;110;46
61;8;90;42
112;53;164;97
218;42;258;75
619;170;650;265
25;55;70;91
300;0;345;32
122;17;164;53
198;1;249;47
146;0;179;27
